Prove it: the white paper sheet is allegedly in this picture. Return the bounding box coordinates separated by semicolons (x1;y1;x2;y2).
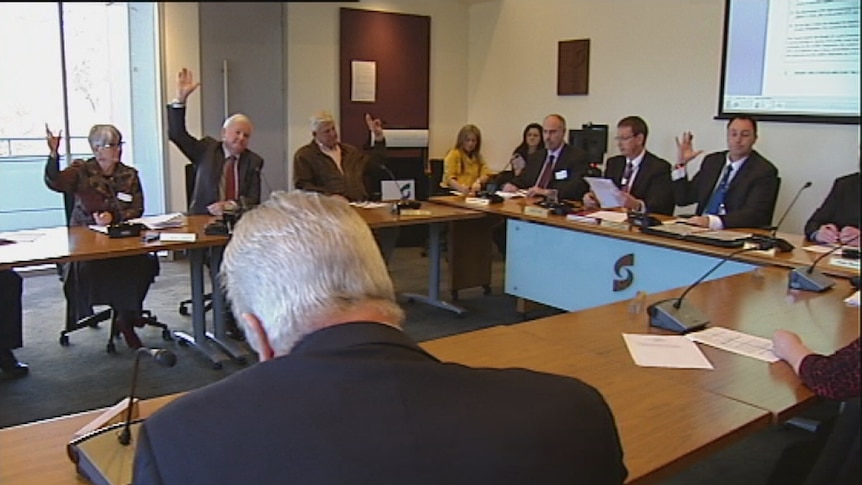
845;290;860;306
349;201;387;209
686;327;779;363
495;190;527;199
584;177;626;208
127;213;185;230
588;210;630;223
622;334;714;369
350;60;376;102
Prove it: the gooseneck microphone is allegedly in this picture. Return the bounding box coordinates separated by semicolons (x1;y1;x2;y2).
748;181;812;252
788;233;860;292
118;348;177;446
648;245;768;333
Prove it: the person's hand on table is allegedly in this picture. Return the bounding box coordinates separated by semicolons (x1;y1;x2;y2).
813;224;840;244
583;191;599;209
771;330;813;374
839;226;860;247
526;186;549;198
620;192;645;212
501;183;519;193
684;215;709;228
207;201;228;217
93;212;113;226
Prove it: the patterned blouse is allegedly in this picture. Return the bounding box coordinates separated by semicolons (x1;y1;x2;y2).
798;337;860;400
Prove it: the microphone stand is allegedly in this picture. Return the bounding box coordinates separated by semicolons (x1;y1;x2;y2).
748;181;812;252
648;246;765;333
789;233;860;292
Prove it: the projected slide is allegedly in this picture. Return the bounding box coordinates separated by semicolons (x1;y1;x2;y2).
720;0;860;122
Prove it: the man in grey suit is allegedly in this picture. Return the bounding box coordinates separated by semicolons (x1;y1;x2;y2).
167;68;263;216
133;190;627;485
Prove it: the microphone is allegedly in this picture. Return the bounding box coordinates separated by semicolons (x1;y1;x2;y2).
647;245;769;333
118;348;177;446
379;163;420;212
788;233;859;292
748;181;812;252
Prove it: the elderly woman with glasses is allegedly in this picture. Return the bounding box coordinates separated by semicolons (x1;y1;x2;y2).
43;124;158;350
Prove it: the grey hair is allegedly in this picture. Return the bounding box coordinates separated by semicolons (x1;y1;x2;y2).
310;110;336;134
221;190;404;355
223;113;253;131
88;124;122;150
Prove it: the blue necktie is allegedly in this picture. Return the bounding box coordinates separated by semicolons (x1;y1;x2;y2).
704;164;733;215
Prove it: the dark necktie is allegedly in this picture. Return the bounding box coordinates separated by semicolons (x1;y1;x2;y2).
704;163;733;215
621;161;634;193
536;155;556;189
224;155;238;201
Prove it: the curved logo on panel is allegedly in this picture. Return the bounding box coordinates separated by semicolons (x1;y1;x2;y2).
612;253;635;292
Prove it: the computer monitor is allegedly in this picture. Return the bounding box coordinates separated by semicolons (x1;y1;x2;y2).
569;124;608;166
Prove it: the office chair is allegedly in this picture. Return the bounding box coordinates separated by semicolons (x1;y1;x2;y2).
57;192;171;353
177;163;213;317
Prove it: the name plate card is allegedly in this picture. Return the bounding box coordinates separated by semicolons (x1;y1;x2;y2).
464;197;490;206
523;206;550;218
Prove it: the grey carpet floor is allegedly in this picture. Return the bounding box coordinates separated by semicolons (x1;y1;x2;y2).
0;247;830;484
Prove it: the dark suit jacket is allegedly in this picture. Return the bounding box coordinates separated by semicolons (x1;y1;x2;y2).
167;105;264;215
133;323;627;485
804;172;860;241
672;150;779;228
510;144;590;200
604;151;675;215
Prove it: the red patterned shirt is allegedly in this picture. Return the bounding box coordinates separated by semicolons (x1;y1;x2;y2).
798;338;860;400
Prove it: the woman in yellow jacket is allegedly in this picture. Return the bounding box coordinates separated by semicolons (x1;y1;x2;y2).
441;124;491;195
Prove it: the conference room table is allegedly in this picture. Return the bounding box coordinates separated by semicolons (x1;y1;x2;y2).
421;265;859;483
0;215;244;369
353;201;488;315
6;264;854;484
431;195;859;313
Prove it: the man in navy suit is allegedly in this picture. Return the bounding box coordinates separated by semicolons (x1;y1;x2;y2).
502;113;591;201
133;191;627;485
583;116;674;215
672;116;779;229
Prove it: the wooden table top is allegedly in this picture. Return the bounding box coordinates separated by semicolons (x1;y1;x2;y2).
352;200;486;228
431;195;859;279
421;325;771;484
511;265;860;422
0;394;180;484
0;215;228;270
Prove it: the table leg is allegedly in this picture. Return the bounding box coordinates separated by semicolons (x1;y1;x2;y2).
172;248;230;369
401;222;467;316
205;245;249;364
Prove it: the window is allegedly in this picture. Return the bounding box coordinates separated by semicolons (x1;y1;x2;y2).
0;2;163;231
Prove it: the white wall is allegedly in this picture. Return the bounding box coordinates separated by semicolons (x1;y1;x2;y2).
468;0;859;231
160;2;201;213
285;0;471;186
163;0;858;232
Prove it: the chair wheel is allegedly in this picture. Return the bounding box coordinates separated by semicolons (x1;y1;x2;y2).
483;285;492;295
212;362;223;370
179;305;190;316
162;329;173;341
106;341;117;354
451;290;459;301
59;334;70;346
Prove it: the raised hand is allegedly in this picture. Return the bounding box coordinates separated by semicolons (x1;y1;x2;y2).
176;68;201;103
674;131;703;166
45;123;62;156
365;113;384;141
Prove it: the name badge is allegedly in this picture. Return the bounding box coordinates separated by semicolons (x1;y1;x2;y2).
116;192;133;203
554;170;567;180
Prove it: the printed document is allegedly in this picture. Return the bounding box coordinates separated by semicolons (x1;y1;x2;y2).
622;334;714;369
584;177;625;208
686;327;779;363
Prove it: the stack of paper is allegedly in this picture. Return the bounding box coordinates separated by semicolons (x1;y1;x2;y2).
686;327;779;363
127;213;186;230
